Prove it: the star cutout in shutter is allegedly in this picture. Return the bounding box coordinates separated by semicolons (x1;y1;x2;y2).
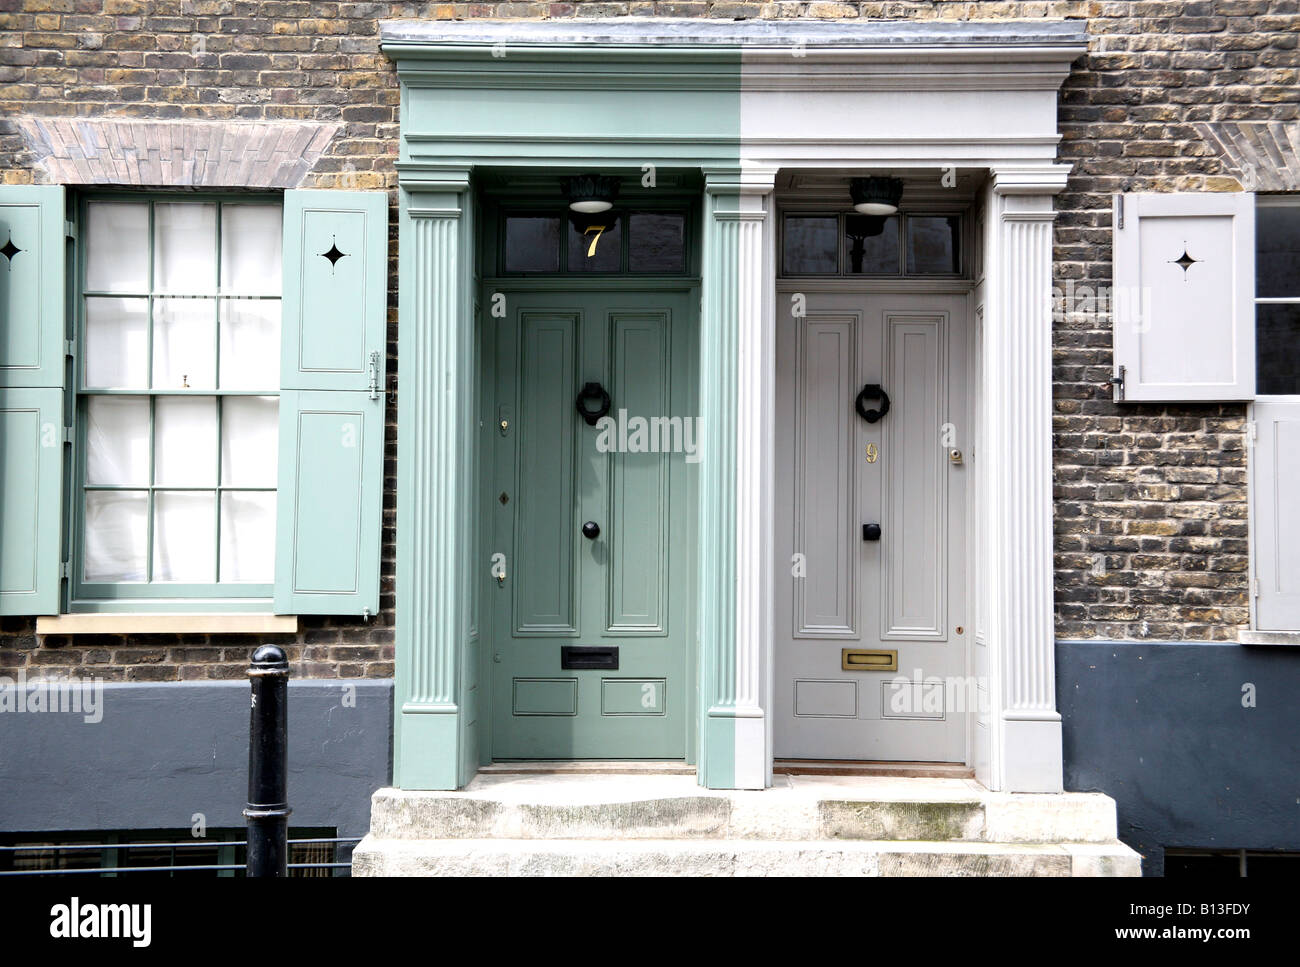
320;235;348;272
1170;246;1199;276
0;233;22;268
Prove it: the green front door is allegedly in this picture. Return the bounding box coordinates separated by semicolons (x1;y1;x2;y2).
488;289;697;759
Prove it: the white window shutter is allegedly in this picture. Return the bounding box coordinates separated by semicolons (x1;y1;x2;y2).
1112;192;1255;401
1251;401;1300;631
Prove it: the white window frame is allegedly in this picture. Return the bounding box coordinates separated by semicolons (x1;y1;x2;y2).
1247;194;1300;637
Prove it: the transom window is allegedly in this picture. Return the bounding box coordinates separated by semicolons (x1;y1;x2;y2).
501;209;688;275
781;212;963;277
75;196;282;600
1255;197;1300;395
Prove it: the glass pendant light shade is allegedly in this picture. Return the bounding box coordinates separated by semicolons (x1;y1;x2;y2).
850;176;904;216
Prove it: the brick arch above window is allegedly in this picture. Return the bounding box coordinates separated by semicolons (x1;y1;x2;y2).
14;118;341;189
1197;121;1300;193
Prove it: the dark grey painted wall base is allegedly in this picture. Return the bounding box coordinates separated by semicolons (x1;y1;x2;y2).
0;680;392;870
1057;640;1300;877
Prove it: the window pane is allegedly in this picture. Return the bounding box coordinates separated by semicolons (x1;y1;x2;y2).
84;491;148;582
154;202;217;294
219;299;280;390
1257;303;1300;394
1257;204;1300;298
504;216;560;273
568;216;621;272
628;213;685;272
84;297;149;388
844;215;900;275
222;396;278;487
86;396;149;486
153;491;215;582
906;215;961;274
154;396;217;486
152;298;216;390
783;216;838;274
221;492;275;582
85;202;149;293
221;204;282;295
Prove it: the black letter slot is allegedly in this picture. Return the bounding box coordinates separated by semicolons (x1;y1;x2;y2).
561;646;620;670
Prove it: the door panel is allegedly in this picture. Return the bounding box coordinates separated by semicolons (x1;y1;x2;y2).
607;311;670;635
776;291;968;762
514;311;579;635
489;290;696;759
794;314;858;638
882;314;945;640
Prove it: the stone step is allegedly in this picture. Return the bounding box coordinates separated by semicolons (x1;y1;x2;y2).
351;836;1141;877
366;774;1122;844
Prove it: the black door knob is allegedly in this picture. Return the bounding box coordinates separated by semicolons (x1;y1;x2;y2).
582;521;601;540
862;523;882;542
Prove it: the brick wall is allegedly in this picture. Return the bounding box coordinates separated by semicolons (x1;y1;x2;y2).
0;2;1296;677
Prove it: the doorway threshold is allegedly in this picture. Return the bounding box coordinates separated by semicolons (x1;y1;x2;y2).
481;760;696;776
775;759;974;779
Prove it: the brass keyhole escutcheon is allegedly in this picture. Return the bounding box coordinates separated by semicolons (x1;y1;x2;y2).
865;443;879;464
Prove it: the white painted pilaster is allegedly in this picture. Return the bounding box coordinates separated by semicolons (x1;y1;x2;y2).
983;168;1067;793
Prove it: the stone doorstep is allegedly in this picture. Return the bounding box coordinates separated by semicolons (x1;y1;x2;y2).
365;774;1121;845
350;837;1142;878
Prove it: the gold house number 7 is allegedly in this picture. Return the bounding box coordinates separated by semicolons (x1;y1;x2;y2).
583;224;607;257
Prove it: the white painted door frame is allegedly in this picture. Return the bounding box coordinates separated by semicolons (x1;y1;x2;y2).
728;41;1080;792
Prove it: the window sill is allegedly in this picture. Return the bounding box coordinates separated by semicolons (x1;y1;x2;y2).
1238;630;1300;647
35;614;298;636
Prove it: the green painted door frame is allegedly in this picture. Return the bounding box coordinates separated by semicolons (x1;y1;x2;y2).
385;28;751;790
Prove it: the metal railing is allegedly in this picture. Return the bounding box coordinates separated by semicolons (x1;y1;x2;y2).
0;836;361;877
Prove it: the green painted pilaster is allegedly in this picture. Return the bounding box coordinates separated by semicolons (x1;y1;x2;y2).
394;165;476;790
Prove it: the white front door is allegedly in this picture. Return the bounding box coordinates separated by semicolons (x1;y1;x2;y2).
774;290;969;761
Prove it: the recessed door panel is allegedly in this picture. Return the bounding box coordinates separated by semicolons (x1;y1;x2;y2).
882;314;946;640
514;312;579;635
607;311;670;634
794;315;858;638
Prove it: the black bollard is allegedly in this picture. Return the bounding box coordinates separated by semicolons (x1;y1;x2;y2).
244;644;291;877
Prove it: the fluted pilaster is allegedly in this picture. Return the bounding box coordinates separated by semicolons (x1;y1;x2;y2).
395;166;473;790
986;176;1063;792
698;166;775;790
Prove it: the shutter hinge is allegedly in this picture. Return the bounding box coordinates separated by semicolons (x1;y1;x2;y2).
1114;193;1124;230
1247;421;1258;444
64;219;76;241
1109;364;1126;402
60;561;71;581
65;338;75;358
1252;577;1261;599
368;350;380;401
62;425;72;445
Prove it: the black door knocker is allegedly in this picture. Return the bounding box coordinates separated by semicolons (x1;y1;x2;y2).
575;381;612;426
854;384;891;424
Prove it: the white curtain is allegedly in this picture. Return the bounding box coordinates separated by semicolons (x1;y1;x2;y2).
153;202;216;294
152;298;216;390
85;201;148;293
84;297;148;389
221;205;282;295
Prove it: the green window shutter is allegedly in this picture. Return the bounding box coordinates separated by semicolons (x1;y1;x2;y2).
0;186;66;616
275;190;388;615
